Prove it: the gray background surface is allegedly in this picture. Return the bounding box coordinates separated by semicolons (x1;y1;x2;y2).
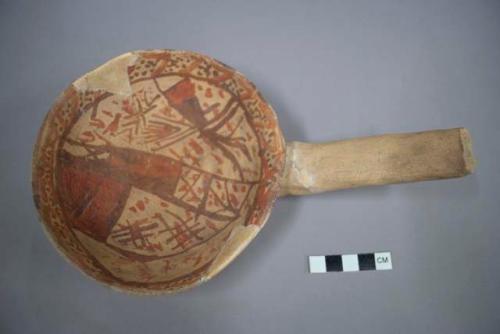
1;0;500;333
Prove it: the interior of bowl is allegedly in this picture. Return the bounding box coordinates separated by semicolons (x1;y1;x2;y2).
32;50;285;294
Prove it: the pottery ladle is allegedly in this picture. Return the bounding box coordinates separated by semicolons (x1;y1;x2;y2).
32;50;475;294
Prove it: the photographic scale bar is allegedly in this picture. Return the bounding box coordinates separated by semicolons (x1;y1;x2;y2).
309;252;392;273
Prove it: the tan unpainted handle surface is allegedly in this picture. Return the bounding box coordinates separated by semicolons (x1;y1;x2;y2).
279;128;475;196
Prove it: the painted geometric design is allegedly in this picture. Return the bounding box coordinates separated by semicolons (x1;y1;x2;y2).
32;50;285;294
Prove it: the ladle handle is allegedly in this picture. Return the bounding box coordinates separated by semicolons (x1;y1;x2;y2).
279;128;475;196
